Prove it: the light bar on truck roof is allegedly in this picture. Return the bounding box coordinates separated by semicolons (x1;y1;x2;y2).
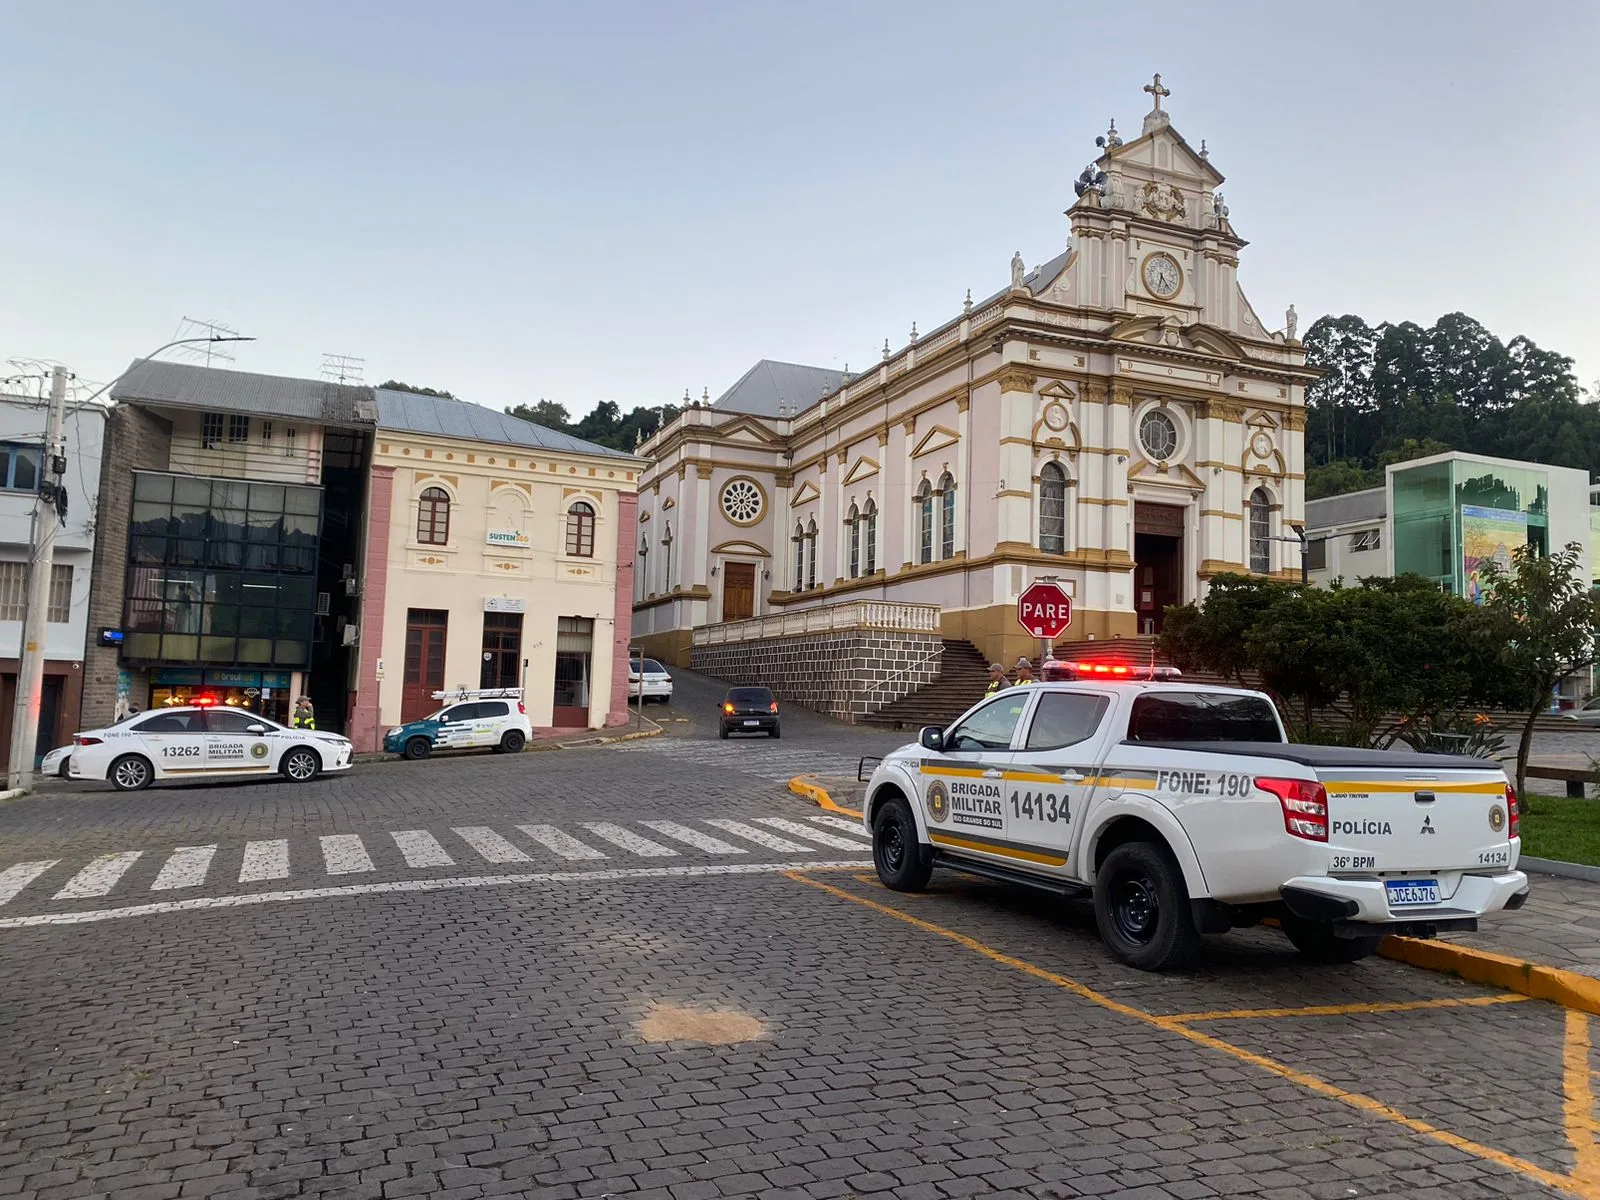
1040;660;1182;682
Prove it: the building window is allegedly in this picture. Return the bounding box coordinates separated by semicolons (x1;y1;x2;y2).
792;522;805;590
228;414;250;443
1248;487;1272;573
47;564;72;623
805;518;818;590
862;499;877;575
121;471;322;667
261;421;274;447
847;503;861;579
201;413;224;450
284;427;297;458
566;501;596;557
1040;462;1067;554
937;472;956;560
1350;529;1381;552
0;443;41;492
661;521;673;590
0;562;23;620
1139;408;1180;461
1306;537;1328;572
916;480;933;565
417;487;451;546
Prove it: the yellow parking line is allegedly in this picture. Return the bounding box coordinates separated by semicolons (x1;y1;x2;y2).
786;871;1595;1200
1565;1011;1600;1185
1169;994;1531;1023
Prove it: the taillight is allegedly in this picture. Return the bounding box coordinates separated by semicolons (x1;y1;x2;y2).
517;702;526;715
1507;784;1520;839
73;735;103;747
1256;777;1329;842
769;702;779;713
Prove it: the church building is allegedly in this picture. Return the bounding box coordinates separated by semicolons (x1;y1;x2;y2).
634;78;1315;678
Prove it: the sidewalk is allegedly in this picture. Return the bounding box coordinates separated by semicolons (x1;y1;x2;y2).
791;774;1600;982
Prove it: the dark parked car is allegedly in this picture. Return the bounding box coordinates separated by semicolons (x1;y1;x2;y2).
720;687;780;739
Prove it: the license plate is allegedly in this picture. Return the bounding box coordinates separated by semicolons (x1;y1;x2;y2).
743;720;760;727
1385;879;1440;907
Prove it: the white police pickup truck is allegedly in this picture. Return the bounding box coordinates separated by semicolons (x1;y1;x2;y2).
861;665;1529;971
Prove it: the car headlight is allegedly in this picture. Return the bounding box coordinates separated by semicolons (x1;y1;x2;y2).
387;728;402;737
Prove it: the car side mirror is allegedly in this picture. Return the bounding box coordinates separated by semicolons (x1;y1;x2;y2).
919;726;944;752
246;724;267;734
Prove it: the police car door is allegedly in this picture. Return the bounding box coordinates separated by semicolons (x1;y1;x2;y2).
203;709;276;774
920;690;1032;869
1009;690;1115;878
134;711;208;777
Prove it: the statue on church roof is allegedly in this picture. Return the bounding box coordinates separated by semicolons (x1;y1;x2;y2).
1010;251;1026;289
1285;304;1299;342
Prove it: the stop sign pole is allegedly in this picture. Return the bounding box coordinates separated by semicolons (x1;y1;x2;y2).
1017;577;1073;665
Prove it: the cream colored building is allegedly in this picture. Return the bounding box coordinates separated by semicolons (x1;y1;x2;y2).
635;79;1317;671
348;390;644;750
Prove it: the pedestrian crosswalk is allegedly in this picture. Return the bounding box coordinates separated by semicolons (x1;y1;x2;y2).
612;739;872;783
0;812;872;911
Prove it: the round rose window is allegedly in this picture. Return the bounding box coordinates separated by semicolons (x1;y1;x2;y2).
720;478;764;524
1139;409;1180;461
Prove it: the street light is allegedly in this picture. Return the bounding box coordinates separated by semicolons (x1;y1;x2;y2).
6;335;254;791
1264;527;1330;586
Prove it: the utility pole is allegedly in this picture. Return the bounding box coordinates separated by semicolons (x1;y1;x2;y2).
8;365;69;790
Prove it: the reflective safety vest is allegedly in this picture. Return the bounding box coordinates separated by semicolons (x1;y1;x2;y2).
1014;677;1036;686
985;678;1007;696
293;710;316;730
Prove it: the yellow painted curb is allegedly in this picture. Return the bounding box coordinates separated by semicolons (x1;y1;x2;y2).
1379;936;1600;1017
788;775;864;819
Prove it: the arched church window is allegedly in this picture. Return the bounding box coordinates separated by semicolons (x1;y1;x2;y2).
916;480;934;565
417;486;450;546
792;522;805;590
1139;408;1180;461
846;503;861;579
1039;463;1067;555
805;518;818;590
937;472;956;560
862;499;878;575
1249;487;1272;573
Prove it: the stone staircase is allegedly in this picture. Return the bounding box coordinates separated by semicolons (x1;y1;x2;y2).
862;639;993;730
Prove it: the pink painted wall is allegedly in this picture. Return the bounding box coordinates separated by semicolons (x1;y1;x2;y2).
349;465;394;753
605;491;638;727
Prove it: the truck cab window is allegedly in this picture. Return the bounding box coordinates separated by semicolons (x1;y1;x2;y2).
1127;692;1282;742
1024;693;1109;751
946;695;1029;752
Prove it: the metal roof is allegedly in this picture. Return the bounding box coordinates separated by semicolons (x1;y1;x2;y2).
710;360;849;418
111;359;374;425
374;389;642;461
1305;486;1386;530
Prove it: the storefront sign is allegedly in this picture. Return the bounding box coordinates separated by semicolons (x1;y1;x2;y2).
486;529;530;548
1462;505;1527;604
484;597;528;613
205;670;262;688
153;668;204;686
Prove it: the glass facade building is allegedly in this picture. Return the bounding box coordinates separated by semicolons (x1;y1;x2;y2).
1390;458;1549;600
122;471;323;668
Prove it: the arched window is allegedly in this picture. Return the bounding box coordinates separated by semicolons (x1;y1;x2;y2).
862;499;878;575
915;480;934;565
937;472;956;560
846;502;861;579
1248;488;1272;573
417;486;451;545
792;522;805;590
565;500;596;557
1039;463;1067;554
805;518;818;590
661;521;674;590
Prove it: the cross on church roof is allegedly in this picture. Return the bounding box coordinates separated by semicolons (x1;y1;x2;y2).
1143;74;1170;112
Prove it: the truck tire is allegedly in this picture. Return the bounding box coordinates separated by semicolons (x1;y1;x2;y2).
1093;841;1200;971
403;736;432;761
1282;916;1386;964
872;794;933;893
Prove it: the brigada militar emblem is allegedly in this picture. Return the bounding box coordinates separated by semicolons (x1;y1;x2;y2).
926;780;950;824
250;742;270;760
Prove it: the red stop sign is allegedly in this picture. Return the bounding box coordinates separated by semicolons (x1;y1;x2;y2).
1018;581;1073;639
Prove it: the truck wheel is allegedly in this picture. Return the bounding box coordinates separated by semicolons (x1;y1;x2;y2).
1282;916;1386;964
872;794;932;892
403;736;432;761
1094;841;1200;971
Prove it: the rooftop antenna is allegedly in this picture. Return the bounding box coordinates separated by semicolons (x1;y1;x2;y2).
320;353;364;385
171;317;241;367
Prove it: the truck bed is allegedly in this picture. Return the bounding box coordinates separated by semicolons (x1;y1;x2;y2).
1130;741;1494;772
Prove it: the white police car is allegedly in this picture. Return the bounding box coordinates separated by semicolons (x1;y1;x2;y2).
383;689;532;760
68;701;354;791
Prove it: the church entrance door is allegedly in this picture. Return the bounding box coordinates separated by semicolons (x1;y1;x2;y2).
1133;502;1186;635
721;562;756;622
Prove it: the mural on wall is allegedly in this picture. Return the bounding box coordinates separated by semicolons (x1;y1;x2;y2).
1461;505;1527;604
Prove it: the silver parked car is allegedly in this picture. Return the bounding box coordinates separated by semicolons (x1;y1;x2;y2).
1563;697;1600;726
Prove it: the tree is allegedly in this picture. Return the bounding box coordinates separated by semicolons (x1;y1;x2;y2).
505;400;572;429
1159;574;1295;686
1477;543;1600;799
379;380;455;399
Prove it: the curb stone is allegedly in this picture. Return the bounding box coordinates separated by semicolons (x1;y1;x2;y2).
790;774;1600;1015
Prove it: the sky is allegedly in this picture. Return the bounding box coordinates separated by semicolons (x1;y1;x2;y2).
3;0;1597;416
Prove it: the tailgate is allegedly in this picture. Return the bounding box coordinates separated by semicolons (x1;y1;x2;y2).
1318;768;1513;873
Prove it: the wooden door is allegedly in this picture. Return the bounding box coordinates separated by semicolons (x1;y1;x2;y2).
402;609;448;722
722;562;756;621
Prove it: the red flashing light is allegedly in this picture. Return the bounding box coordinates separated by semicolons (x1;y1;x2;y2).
191;695;218;708
769;702;779;714
1256;777;1330;842
1060;660;1180;682
723;702;735;714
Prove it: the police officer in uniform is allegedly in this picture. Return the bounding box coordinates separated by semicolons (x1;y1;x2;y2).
1014;657;1037;686
292;696;317;730
984;663;1009;696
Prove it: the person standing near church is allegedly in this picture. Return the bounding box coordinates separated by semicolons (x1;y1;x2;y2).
293;696;316;730
985;663;1009;697
1014;657;1037;686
